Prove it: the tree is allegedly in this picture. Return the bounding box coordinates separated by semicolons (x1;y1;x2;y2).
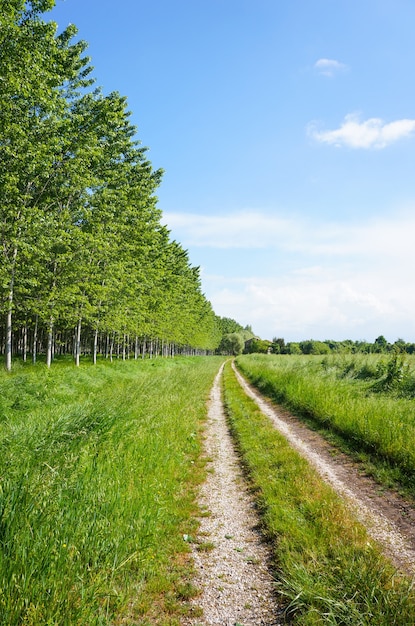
218;333;244;356
0;1;92;369
244;339;272;354
0;2;223;367
373;335;388;353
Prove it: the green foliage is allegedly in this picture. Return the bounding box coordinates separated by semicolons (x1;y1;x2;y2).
243;338;272;354
0;356;224;624
218;332;245;355
223;362;415;625
0;2;221;370
216;316;244;335
267;337;415;356
236;354;415;494
299;340;331;355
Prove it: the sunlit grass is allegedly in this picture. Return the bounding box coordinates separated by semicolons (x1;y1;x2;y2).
235;353;415;495
0;356;224;625
223;361;415;625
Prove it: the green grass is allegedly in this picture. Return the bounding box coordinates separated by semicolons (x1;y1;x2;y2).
235;353;415;496
222;361;415;625
0;355;225;625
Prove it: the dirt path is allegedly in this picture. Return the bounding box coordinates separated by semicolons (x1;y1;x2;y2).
184;364;284;626
233;362;415;577
185;361;415;624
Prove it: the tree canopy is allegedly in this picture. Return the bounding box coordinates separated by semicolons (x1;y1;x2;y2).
0;1;223;368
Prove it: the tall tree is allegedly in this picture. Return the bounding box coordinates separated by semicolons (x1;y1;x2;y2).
0;1;92;369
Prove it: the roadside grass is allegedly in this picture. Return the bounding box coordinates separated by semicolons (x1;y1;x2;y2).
222;361;415;625
0;355;224;625
235;354;415;497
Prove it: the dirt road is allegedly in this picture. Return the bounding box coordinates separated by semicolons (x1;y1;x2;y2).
185;362;415;624
233;362;415;577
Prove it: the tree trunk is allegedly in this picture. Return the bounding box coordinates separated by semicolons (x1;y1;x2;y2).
5;248;17;371
32;315;38;364
93;327;98;365
5;304;12;372
22;323;28;362
75;317;82;366
46;317;54;368
110;333;114;362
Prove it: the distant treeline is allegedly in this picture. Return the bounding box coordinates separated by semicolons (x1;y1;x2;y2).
244;335;415;355
214;318;415;357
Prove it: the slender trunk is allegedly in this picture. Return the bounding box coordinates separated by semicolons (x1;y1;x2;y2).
110;332;114;363
122;333;126;361
46;317;54;368
93;328;98;365
75;317;82;366
22;322;27;362
46;261;58;368
5;304;12;372
5;246;18;372
134;335;139;360
32;315;38;364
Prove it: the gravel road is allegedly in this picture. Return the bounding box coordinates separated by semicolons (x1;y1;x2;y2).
184;362;415;624
183;364;284;625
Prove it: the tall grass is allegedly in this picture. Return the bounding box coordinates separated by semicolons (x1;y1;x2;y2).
0;356;224;625
236;354;415;494
222;361;415;625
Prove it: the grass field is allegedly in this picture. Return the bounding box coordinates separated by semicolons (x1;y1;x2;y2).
3;352;415;625
0;356;224;625
223;360;415;625
235;353;415;496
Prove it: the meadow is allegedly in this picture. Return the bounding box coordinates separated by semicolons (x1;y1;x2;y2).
3;352;415;625
223;360;415;625
0;356;224;625
235;353;415;495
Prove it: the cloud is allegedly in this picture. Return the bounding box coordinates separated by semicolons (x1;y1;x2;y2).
205;264;415;342
314;58;348;77
163;211;299;248
308;113;415;149
164;208;415;341
163;210;415;261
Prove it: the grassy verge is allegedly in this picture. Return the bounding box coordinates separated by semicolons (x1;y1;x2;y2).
0;355;224;625
235;354;415;496
222;361;415;625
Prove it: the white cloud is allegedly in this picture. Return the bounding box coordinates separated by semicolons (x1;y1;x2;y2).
164;210;415;262
164;208;415;341
163;211;299;248
309;113;415;149
314;58;349;77
205;264;415;342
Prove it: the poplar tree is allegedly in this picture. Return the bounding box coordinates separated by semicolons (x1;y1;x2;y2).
1;2;223;367
0;1;92;369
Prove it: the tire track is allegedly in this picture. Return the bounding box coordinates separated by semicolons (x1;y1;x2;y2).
233;362;415;577
184;364;284;625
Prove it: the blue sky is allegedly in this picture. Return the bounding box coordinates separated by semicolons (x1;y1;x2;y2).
50;0;415;342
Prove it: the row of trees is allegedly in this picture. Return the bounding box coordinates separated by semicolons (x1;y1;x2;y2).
245;336;415;355
1;1;223;370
